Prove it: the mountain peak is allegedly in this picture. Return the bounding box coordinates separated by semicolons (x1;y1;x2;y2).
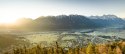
102;15;118;18
89;14;119;19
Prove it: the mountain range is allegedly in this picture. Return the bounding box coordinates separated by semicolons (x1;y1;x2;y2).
88;15;125;27
1;14;125;30
33;14;125;30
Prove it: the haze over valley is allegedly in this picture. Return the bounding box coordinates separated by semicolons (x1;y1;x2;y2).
0;0;125;54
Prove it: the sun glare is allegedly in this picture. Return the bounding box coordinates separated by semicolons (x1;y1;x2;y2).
0;8;44;24
0;18;17;24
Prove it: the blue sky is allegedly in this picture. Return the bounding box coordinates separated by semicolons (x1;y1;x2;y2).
0;0;125;20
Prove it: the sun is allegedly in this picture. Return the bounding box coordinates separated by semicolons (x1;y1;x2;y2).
0;18;17;24
0;11;19;24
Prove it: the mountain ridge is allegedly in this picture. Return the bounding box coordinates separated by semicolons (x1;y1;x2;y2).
0;14;125;30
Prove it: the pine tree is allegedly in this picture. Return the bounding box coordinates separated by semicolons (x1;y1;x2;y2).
86;43;95;54
107;47;113;54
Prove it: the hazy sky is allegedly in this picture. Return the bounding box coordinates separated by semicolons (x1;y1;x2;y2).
0;0;125;23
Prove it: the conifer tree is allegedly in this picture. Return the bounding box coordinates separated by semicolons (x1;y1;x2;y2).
86;43;95;54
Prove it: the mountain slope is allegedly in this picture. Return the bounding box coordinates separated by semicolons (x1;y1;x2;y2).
34;15;98;30
89;15;125;27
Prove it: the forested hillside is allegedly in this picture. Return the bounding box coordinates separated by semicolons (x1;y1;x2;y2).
4;41;125;54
